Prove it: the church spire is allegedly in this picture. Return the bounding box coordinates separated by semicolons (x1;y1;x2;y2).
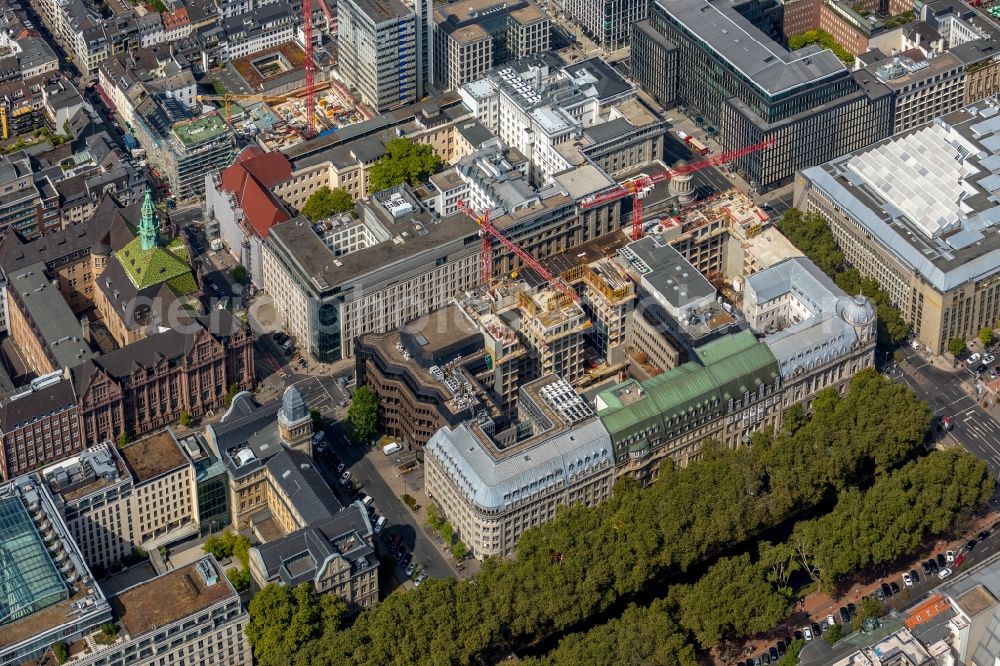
139;188;159;251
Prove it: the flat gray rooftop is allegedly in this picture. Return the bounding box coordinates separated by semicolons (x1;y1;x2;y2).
268;212;479;294
8;262;96;369
620;234;715;311
652;0;846;95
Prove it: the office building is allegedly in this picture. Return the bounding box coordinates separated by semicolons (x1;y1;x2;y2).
595;330;782;483
0;372;84;480
82;557;251;666
866;52;966;134
459;54;638;186
939;556;1000;665
618;234;740;357
562;0;646;50
73;313;255;445
248;505;380;610
923;0;1000;105
204;147;292;288
92;190;199;347
42;434;199;572
795;98;1000;353
355;304;505;450
432;0;550;91
743;256;877;408
0;474;111;666
337;0;417;112
632;0;893;189
206;387;337;533
425;375;614;559
262;187;481;361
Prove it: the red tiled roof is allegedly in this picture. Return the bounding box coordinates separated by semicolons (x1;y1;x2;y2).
163;7;190;28
219;149;292;239
905;595;951;629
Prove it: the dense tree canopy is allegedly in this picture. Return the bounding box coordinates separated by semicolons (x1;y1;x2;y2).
347;385;379;444
788;29;854;64
246;584;346;666
301;186;354;221
674;554;790;647
779;209;910;347
525;600;696;666
792;448;993;590
367;138;442;193
246;371;949;666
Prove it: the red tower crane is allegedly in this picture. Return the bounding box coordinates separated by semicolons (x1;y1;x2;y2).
456;199;580;304
302;0;316;137
582;139;775;241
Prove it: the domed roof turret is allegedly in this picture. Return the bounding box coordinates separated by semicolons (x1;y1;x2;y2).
841;294;875;326
280;386;308;423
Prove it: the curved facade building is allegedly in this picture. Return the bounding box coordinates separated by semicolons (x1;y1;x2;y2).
424;376;614;559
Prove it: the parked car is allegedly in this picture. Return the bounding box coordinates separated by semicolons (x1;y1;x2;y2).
793;630;804;642
761;654;770;665
967;539;978;552
976;364;988;375
909;569;919;584
374;516;387;535
937;553;947;567
875;587;885;601
910;339;921;350
776;641;787;656
336;463;346;473
928;559;939;573
946;550;956;562
881;582;893;598
939;567;953;579
847;603;857;618
338;470;351;485
890;581;900;595
992;521;1000;533
769;647;779;662
839;606;851;623
902;572;913;586
985;354;995;364
954;553;967;569
979;531;991;541
405;562;416;577
803;627;813;641
414;571;428;586
921;561;932;576
968;353;982;365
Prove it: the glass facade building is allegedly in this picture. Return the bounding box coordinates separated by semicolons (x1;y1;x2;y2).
195;458;231;536
0;497;68;626
633;0;893;189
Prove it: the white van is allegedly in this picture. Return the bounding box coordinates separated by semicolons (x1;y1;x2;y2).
374;516;387;534
361;495;374;508
382;442;402;456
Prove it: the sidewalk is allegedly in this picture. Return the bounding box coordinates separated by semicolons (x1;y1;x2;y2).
731;508;999;662
365;448;479;580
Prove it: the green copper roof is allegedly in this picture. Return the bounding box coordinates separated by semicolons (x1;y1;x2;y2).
139;188;159;251
116;235;196;293
597;330;779;437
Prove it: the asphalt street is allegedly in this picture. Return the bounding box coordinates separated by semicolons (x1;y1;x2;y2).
891;347;1000;477
318;430;456;582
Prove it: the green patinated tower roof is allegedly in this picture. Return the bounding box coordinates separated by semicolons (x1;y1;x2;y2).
115;190;197;294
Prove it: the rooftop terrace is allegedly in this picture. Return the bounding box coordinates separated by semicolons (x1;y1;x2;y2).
172;113;230;148
112;558;233;638
120;431;187;483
